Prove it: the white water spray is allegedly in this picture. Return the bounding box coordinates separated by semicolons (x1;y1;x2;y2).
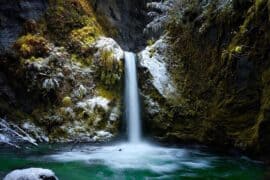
124;52;141;143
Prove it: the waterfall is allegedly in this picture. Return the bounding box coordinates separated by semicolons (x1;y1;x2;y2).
124;52;141;143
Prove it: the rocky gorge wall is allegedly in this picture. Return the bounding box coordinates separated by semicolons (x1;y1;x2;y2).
139;0;270;161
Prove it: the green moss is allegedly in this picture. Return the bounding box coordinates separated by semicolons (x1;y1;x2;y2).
14;34;49;58
49;128;68;141
70;25;102;53
94;49;123;88
43;0;104;46
96;86;119;100
255;0;266;11
155;0;270;154
71;54;93;67
62;96;72;107
45;0;88;43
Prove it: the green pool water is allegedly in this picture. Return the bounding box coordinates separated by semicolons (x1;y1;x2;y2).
0;142;267;180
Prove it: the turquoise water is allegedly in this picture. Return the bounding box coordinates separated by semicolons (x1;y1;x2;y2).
0;143;266;180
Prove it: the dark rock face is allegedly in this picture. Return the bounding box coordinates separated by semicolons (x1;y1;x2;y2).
0;72;16;110
0;0;148;52
91;0;148;51
0;0;47;54
139;0;270;161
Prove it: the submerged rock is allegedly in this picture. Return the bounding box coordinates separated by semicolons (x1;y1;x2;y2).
4;168;58;180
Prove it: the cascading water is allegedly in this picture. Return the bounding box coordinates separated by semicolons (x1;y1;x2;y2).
124;52;141;143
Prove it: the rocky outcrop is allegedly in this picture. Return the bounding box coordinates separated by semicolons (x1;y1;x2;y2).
139;37;176;98
9;36;123;143
0;0;125;145
140;0;270;160
4;168;58;180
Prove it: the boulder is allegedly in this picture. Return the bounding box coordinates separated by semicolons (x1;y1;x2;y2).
4;168;58;180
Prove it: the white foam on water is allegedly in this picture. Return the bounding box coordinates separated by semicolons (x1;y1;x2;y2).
47;143;211;174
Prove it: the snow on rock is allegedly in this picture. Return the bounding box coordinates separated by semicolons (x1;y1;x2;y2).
73;85;88;99
0;133;10;144
42;78;59;91
144;0;175;36
93;131;113;141
138;37;176;98
4;168;58;180
144;95;160;115
94;36;124;61
0;118;37;148
109;107;120;121
76;96;110;112
22;122;49;143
